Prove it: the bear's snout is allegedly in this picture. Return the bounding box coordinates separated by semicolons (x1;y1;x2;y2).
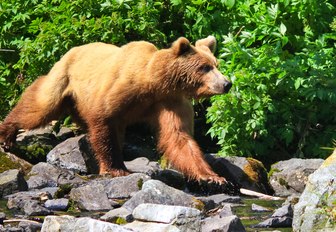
223;81;232;93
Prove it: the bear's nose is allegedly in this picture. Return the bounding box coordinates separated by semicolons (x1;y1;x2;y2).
224;81;232;92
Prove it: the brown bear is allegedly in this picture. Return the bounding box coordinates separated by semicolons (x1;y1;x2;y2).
0;36;231;184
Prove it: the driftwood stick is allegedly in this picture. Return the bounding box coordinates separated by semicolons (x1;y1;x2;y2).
240;188;283;200
3;219;42;225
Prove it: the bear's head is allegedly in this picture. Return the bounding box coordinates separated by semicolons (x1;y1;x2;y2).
167;36;232;98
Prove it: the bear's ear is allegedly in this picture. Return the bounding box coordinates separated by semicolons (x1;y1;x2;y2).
195;35;217;54
172;37;191;56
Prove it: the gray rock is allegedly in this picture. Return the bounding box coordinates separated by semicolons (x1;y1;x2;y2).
5;190;51;210
124;221;180;232
0;212;5;224
218;204;234;217
41;215;133;232
269;158;323;196
154;169;186;190
0;169;28;197
251;203;272;212
202;215;246;232
69;183;112;211
23;200;51;216
123;180;203;211
44;198;69;211
27;162;85;189
133;203;201;231
205;154;273;194
125;157;160;176
197;194;241;207
18;220;42;232
91;173;150;199
100;207;133;223
254;204;293;228
293;150;336;231
272;204;292;217
47;135;98;174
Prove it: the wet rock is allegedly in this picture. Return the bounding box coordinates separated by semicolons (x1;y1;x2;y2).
23;200;51;216
27;162;85;189
254;204;293;228
132;203;201;231
0;169;28;198
205;154;273;194
44;198;69;211
100;207;133;223
123;180;203;211
197;193;241;207
125;157;160;176
293;150;336;232
47;135;98;174
69;183;112;211
41;215;132;232
154;169;186;190
202;215;246;232
269;158;323;196
91;173;150;199
251;203;272;212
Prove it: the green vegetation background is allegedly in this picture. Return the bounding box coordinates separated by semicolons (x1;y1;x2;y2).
1;0;335;164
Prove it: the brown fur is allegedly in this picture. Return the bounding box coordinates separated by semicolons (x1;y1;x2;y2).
0;36;231;184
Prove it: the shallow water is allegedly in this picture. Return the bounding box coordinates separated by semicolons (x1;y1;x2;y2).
233;197;293;232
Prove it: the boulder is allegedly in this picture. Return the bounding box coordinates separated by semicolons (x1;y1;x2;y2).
125;221;180;232
293;150;336;231
47;135;98;174
0;169;28;197
100;207;134;223
123;180;204;211
205;154;273;194
44;198;69;211
202;215;246;232
254;204;293;228
197;193;241;208
132;203;201;231
41;215;133;232
125;157;160;176
269;158;323;196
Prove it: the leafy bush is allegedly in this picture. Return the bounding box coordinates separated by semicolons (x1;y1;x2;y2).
1;0;335;163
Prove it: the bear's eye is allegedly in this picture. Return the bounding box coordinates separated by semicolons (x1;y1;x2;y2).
199;65;213;73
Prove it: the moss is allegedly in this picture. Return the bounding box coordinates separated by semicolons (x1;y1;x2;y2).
55;184;73;198
278;177;290;189
192;197;205;211
137;178;144;190
115;217;127;225
243;158;266;183
67;199;80;213
159;156;169;169
268;167;281;178
0;151;21;173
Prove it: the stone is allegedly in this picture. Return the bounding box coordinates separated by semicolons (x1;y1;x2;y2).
254;204;293;228
0;169;28;197
124;221;180;232
27;162;85;189
251;203;272;212
100;207;133;223
123;180;203;211
125;157;160;176
0;212;5;224
47;135;98;174
205;154;273;194
293;150;336;231
202;215;246;232
44;198;69;211
269;158;323;196
18;220;43;232
5;190;51;211
69;183;112;211
197;193;241;207
154;169;186;190
132;203;201;231
41;215;133;232
23;200;51;216
91;173;150;199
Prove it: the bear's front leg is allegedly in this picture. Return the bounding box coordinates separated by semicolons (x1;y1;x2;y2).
87;120;130;177
154;99;226;184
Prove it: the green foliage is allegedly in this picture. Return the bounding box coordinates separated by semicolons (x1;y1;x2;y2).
1;0;335;163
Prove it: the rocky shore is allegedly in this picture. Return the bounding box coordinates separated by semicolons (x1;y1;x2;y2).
0;127;335;231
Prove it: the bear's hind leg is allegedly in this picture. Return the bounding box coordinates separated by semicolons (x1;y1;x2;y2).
87;120;130;177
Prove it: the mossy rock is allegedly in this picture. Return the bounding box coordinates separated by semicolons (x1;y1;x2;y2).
0;151;21;173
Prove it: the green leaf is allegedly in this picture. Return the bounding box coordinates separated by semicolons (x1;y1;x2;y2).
222;0;235;9
280;22;287;35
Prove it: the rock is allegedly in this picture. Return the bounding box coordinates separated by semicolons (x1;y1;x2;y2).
100;207;133;223
23;200;51;216
41;215;133;232
91;173;150;199
0;169;28;197
125;157;160;176
0;151;32;174
125;221;180;232
205;154;273;194
293;150;336;231
47;135;98;174
132;203;201;231
154;169;186;190
27;162;85;189
218;204;234;217
69;183;112;211
0;212;5;224
254;204;293;228
44;198;69;211
251;203;272;212
18;221;43;232
202;215;246;232
197;194;241;207
269;158;323;196
5;190;51;211
123;180;203;211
